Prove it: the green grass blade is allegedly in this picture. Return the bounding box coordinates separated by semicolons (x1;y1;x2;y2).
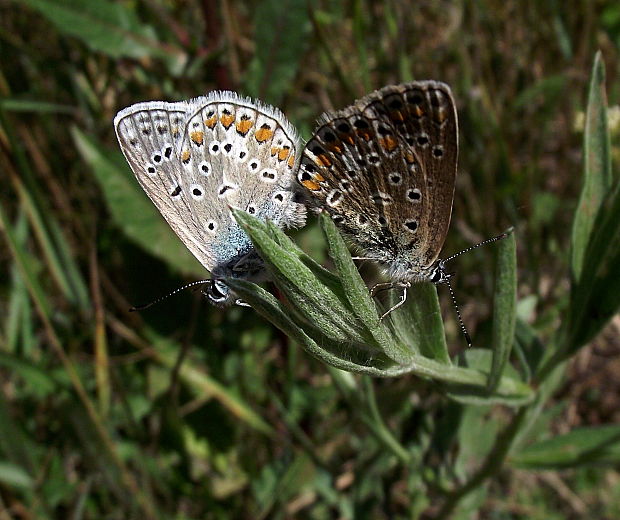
388;283;449;363
0;99;78;114
0;109;90;309
566;178;620;350
0;392;37;477
226;279;400;375
449;349;533;406
487;230;517;392
510;424;620;469
5;211;31;353
244;0;310;104
571;51;612;282
319;212;412;364
233;209;375;346
151;334;276;436
0;461;34;490
264;219;344;291
0;203;53;319
22;0;186;71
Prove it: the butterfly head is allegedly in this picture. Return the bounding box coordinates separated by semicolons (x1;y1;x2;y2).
384;256;450;285
203;279;235;307
428;260;452;285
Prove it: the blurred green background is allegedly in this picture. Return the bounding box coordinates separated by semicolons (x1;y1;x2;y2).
1;0;619;518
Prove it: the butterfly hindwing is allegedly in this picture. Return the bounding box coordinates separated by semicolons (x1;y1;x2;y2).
115;92;305;283
298;81;457;278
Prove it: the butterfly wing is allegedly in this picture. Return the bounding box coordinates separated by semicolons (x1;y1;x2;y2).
298;81;457;280
114;92;305;280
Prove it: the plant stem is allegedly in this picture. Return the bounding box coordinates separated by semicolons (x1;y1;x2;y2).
436;407;528;519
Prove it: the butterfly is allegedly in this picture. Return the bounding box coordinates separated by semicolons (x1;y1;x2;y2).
114;91;306;306
297;81;505;338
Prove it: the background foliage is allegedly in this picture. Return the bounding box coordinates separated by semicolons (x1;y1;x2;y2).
1;0;620;518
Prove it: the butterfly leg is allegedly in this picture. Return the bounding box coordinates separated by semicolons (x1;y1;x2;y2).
378;283;411;321
370;282;397;297
368;282;411;320
352;256;379;261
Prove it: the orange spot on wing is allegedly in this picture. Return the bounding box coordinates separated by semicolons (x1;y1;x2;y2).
405;151;415;164
341;134;354;145
389;110;405;122
301;179;321;191
314;172;325;182
413;105;424;117
379;136;398;152
435;107;448;124
326;143;343;154
190;131;204;145
255;126;274;142
316;154;332;167
205;115;217;128
356;129;372;141
287;152;296;167
181;149;191;163
220;114;234;128
236;119;253;135
278;147;291;161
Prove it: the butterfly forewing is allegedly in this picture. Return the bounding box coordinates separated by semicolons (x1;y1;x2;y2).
299;81;458;279
114;101;220;270
390;82;458;268
115;92;305;282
